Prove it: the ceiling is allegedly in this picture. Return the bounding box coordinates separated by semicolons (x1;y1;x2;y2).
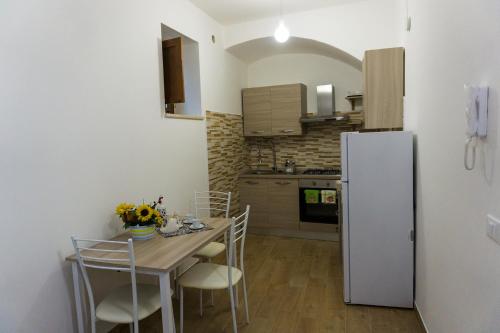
189;0;366;25
227;37;362;69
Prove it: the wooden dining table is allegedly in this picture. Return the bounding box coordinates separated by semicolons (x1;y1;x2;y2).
66;217;231;333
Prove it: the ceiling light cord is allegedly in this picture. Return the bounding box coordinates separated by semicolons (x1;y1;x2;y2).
274;0;289;43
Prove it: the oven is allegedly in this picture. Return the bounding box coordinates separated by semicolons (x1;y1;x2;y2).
299;179;338;224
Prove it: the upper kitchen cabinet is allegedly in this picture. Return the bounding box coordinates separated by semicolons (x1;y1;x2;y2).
242;87;272;136
242;83;307;137
363;47;405;129
270;84;306;136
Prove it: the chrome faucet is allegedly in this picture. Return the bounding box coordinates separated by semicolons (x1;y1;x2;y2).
270;139;277;173
256;143;264;169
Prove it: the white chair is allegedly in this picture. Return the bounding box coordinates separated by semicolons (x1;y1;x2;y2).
179;205;251;333
193;191;231;308
194;190;231;261
71;237;171;333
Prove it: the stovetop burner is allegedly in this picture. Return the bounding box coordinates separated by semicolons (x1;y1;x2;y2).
302;168;341;175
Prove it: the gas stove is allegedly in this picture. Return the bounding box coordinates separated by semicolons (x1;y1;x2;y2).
302;168;342;176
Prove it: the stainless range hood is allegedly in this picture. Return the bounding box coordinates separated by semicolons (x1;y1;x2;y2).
300;84;349;123
317;84;335;116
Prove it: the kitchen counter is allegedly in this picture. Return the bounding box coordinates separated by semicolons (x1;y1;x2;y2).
240;169;341;180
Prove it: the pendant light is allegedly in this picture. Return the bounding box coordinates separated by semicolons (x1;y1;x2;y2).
274;0;289;43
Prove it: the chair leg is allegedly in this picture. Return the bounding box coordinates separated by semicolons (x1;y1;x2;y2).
199;289;203;317
91;315;96;333
228;285;238;333
180;287;184;333
208;258;215;306
233;246;239;308
242;275;250;324
224;232;229;262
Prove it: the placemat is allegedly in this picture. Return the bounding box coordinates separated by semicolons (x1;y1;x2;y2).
156;222;214;238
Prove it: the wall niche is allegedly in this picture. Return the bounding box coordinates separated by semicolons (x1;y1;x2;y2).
161;24;202;117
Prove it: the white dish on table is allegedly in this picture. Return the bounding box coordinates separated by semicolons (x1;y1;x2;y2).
183;215;195;224
189;223;205;230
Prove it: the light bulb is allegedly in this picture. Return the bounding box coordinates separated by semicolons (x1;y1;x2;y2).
274;20;289;43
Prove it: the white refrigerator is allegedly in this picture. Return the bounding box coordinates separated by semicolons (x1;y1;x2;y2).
341;131;414;308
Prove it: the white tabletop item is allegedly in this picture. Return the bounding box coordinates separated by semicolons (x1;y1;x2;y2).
161;217;179;233
191;218;202;229
189;223;205;230
183;214;195;224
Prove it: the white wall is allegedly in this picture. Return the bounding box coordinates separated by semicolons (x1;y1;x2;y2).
247;53;362;113
405;0;500;332
223;0;403;60
0;0;246;332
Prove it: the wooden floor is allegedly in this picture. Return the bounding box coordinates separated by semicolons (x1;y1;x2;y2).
111;234;425;333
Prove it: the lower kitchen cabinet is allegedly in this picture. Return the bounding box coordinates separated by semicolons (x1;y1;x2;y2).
239;178;269;228
239;178;299;230
268;180;299;229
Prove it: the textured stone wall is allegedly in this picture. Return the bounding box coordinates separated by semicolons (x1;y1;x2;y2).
206;111;363;216
245;113;363;169
206;111;246;217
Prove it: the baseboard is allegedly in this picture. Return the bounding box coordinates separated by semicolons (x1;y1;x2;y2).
415;302;430;333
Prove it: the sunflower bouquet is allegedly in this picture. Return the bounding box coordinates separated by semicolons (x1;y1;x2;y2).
115;202;163;229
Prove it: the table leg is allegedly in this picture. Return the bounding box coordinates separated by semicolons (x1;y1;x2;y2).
72;262;85;333
159;272;175;333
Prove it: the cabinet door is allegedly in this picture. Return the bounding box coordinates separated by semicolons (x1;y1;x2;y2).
162;37;185;105
363;47;404;129
242;87;272;136
271;84;305;136
239;179;269;228
268;179;299;230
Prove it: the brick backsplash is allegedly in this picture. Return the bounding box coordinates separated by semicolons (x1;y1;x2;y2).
206;111;362;214
206;111;246;217
245;113;363;169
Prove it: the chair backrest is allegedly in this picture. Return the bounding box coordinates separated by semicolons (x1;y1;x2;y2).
71;237;139;333
227;205;250;284
194;191;231;218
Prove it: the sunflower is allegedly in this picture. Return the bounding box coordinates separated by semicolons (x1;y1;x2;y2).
115;203;135;216
152;210;163;225
136;204;153;222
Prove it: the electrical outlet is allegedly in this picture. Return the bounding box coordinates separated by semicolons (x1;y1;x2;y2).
487;215;500;245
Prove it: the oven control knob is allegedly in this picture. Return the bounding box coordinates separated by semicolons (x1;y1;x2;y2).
312;181;317;186
327;182;330;187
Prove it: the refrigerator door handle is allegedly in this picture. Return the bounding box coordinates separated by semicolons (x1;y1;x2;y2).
409;229;415;242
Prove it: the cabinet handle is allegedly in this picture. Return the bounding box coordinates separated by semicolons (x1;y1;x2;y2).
252;130;265;134
276;181;291;185
245;181;259;185
281;129;295;133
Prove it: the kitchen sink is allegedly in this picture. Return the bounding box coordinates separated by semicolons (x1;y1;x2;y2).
246;170;276;175
244;169;297;175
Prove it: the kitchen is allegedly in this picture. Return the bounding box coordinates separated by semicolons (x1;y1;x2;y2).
204;38;416;324
4;0;499;332
158;7;415;324
154;21;415;329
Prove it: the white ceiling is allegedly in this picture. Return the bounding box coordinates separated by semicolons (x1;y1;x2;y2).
228;36;362;69
189;0;366;25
